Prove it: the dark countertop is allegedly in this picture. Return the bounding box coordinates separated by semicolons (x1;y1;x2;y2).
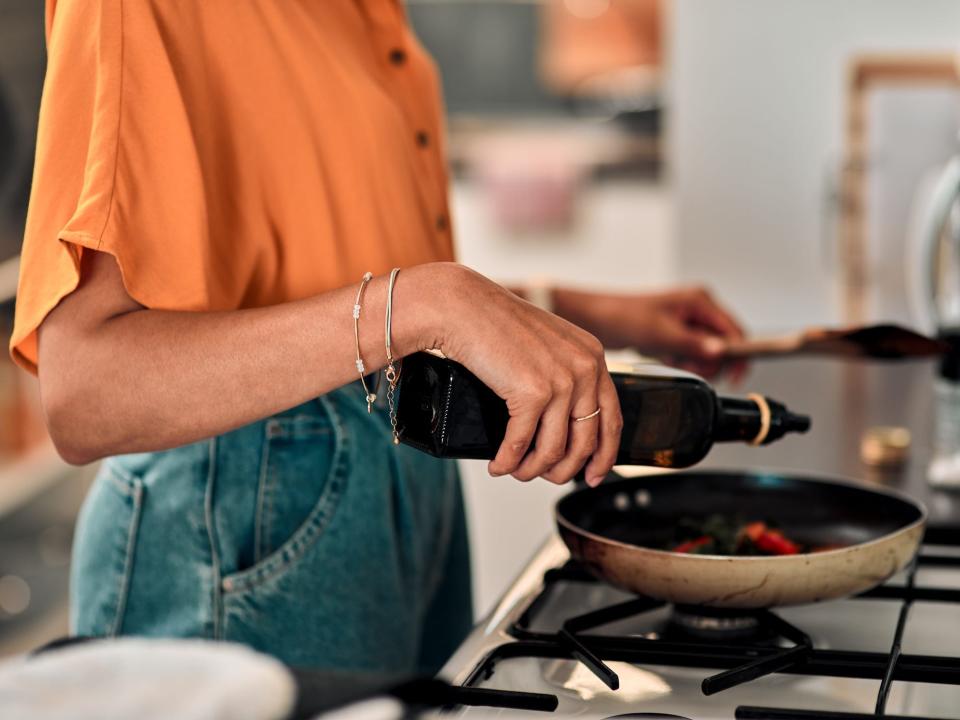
703;357;960;535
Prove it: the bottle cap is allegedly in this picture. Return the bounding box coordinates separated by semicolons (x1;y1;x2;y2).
860;426;911;468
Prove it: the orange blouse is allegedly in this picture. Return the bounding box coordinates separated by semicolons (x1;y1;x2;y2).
11;0;455;373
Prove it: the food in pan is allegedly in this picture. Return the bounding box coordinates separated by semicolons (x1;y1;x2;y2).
667;515;847;556
558;472;924;607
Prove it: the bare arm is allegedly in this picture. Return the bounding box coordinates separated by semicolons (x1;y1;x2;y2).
38;251;436;463
38;251;622;487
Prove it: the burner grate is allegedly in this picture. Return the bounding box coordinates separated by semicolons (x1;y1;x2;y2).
873;556;916;715
459;546;960;717
557;596;664;690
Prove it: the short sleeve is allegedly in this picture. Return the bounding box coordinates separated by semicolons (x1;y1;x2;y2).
9;0;120;372
12;0;458;375
11;0;227;374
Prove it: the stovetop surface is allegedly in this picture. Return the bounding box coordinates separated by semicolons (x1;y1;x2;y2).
454;545;960;719
469;657;897;718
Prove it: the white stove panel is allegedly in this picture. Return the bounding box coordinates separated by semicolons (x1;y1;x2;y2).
462;657;960;719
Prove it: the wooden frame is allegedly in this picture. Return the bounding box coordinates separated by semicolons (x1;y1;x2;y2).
840;53;960;323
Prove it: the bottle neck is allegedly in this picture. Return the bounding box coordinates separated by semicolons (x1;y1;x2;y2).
714;395;811;446
714;397;764;444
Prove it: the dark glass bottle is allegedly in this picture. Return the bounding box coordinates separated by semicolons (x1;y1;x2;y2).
395;352;810;469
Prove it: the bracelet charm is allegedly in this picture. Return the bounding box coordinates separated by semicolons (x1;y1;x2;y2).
352;271;380;413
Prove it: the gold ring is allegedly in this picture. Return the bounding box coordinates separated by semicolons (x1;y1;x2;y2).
573;408;601;423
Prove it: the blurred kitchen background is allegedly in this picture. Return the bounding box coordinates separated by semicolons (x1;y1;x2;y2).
1;0;960;658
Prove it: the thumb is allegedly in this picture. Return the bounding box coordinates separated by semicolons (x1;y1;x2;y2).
665;325;727;360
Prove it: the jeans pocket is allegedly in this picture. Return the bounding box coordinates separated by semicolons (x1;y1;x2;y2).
221;396;350;593
70;460;144;637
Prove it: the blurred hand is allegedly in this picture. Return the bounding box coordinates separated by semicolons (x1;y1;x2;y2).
552;286;748;382
416;264;623;487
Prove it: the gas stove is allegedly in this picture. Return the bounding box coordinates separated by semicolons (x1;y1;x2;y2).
439;529;960;719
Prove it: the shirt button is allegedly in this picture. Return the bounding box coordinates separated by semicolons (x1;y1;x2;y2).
436;214;448;232
389;48;407;65
415;131;430;148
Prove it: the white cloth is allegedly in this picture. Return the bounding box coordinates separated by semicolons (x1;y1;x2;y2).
0;638;296;720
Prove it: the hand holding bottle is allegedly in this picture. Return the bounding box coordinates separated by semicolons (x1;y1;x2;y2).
405;263;622;487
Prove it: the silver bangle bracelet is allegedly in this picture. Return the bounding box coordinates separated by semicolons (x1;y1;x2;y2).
384;267;402;445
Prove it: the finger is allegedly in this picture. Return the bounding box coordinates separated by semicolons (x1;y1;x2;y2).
689;292;745;341
511;395;572;482
541;391;600;485
489;407;541;477
666;326;726;363
584;371;622;487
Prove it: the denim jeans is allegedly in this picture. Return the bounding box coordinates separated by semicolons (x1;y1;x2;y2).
70;382;473;674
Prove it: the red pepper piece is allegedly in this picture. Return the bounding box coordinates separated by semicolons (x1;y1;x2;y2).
742;521;767;543
673;535;713;554
755;529;800;555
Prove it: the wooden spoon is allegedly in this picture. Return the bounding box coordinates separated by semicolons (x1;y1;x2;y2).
724;323;950;360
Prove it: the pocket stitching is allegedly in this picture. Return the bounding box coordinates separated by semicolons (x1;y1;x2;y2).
252;428;272;564
100;463;144;637
104;460;139;496
221;396;349;593
255;422;336;569
267;415;333;439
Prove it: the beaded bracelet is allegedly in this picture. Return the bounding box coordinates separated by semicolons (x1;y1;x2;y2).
352;271;380;413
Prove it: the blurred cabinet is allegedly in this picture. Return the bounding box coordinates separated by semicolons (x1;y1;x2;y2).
0;0;45;263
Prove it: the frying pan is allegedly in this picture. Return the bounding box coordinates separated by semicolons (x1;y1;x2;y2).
556;471;926;608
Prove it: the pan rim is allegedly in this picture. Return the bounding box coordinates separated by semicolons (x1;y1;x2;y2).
555;467;928;563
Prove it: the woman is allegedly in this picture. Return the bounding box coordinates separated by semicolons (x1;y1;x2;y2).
12;1;744;675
